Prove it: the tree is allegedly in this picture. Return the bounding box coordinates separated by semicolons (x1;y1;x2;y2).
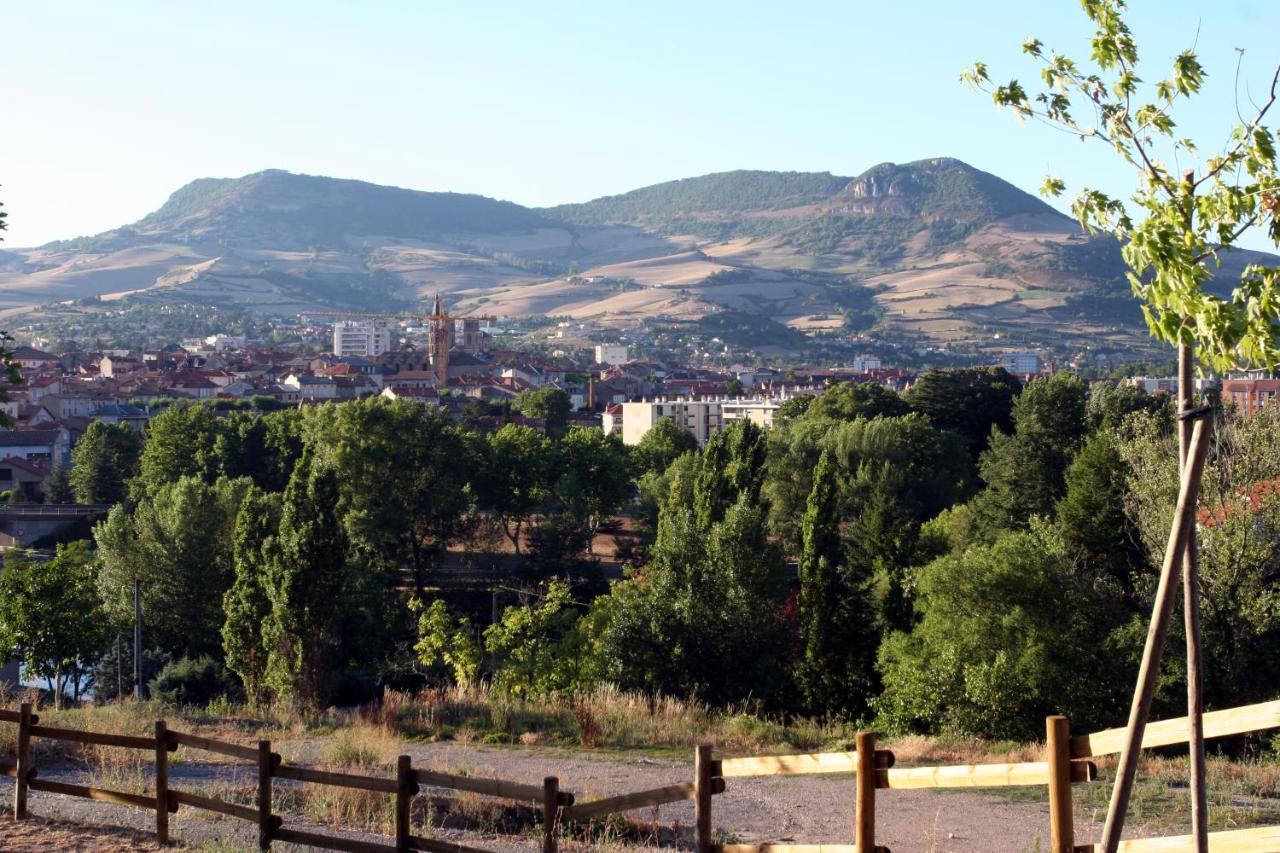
69;421;141;505
95;475;253;659
1120;408;1280;705
477;424;553;566
306;398;471;594
0;542;109;708
483;582;591;698
590;493;789;706
262;450;374;706
970;373;1088;532
876;529;1135;740
694;419;768;527
132;405;222;499
632;417;698;476
1056;430;1149;610
795;452;877;717
413;599;482;686
905;367;1022;458
725;378;744;396
1086;381;1173;433
45;462;74;504
516;387;572;438
552;427;632;554
222;490;282;705
964;1;1280;371
806;381;912;422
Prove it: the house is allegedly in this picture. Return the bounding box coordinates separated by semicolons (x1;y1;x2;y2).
0;428;70;466
93;402;149;431
0;455;51;501
11;345;59;370
282;374;338;400
1222;378;1280;416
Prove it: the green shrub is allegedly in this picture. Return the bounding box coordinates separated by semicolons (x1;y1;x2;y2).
149;656;243;706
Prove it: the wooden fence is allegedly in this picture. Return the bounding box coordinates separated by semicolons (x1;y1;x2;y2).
4;698;1280;851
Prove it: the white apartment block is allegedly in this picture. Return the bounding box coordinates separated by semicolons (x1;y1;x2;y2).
333;320;391;358
621;399;722;446
999;352;1043;375
594;344;629;366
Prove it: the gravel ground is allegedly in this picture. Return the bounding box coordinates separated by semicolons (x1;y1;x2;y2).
0;743;1152;851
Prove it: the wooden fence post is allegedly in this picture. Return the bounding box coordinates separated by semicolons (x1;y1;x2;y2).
1047;716;1073;853
855;732;875;853
542;776;559;853
13;702;33;818
154;720;169;844
396;754;415;852
695;744;713;853
257;740;273;851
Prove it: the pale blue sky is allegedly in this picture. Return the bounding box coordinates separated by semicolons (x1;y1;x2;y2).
2;1;1277;248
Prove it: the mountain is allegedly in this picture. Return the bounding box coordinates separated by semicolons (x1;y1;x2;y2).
1;160;1258;356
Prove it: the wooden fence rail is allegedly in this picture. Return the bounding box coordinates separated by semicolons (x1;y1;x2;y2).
5;699;1280;851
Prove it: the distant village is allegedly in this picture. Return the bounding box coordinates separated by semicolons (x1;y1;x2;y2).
0;302;1275;509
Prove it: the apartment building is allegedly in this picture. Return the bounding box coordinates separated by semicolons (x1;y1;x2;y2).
333;320;392;358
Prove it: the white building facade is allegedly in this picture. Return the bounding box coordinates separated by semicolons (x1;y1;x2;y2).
333;321;392;358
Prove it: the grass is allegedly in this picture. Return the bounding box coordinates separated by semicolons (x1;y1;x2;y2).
6;685;1280;844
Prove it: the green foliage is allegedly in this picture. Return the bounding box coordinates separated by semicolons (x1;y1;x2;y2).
0;542;109;707
632;417;698;475
516;387;572;438
221;490;282;705
795;452;877;718
905;367;1022;458
149;656;243;706
476;424;554;563
95;476;254;659
45;462;74;504
1085;381;1172;433
971;373;1088;532
551;427;632;551
304;399;470;592
484;582;591;698
805;381;912;422
966;0;1280;369
262;449;373;707
590;494;789;706
413;599;482;686
694;419;768;527
695;310;807;349
69;421;141;505
876;528;1135;739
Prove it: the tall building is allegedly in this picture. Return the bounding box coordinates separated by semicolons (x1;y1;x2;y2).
333;320;391;358
594;344;629;366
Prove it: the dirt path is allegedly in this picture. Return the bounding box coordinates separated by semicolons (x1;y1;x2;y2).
2;743;1148;851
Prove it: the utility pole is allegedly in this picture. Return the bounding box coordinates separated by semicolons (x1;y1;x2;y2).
133;579;143;701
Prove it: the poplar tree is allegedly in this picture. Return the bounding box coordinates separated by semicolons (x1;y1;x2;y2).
795;452;876;718
222;490;281;705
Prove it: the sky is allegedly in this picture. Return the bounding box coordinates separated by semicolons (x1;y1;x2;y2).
2;1;1278;249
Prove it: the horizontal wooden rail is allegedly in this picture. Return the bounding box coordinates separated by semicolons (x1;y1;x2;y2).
0;709;39;724
274;825;397;852
168;729;259;762
719;751;849;777
275;762;399;793
414;768;569;804
170;788;276;824
880;759;1095;790
29;778;164;811
1072;699;1280;758
716;840;885;845
409;836;498;853
1072;822;1280;851
29;724;156;750
566;777;725;821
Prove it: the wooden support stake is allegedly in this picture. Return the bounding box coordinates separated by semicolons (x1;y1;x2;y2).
695;744;713;853
396;754;414;852
1179;341;1209;853
1047;716;1073;853
542;776;559;853
154;721;169;844
13;702;33;819
257;740;273;851
1099;416;1212;853
855;732;875;853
